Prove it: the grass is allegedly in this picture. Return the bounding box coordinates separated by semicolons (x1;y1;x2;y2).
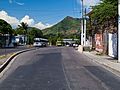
96;52;104;56
0;53;13;59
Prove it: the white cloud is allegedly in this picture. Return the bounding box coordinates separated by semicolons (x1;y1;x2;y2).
84;0;100;7
77;0;100;7
14;1;24;6
0;10;19;28
33;22;53;30
9;0;24;5
0;10;52;29
20;15;34;26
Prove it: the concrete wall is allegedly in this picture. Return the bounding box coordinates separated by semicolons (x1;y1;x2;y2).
108;33;118;58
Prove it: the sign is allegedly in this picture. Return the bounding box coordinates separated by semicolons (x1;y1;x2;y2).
95;34;103;52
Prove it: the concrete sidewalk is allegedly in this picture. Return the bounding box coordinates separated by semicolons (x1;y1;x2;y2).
83;51;120;73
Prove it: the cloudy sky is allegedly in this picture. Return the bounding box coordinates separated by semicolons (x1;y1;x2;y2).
0;0;100;29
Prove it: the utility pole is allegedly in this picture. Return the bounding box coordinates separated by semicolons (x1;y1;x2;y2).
81;0;86;46
83;8;87;46
81;0;84;46
118;1;120;62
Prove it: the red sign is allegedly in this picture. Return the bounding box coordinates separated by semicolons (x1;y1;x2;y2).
95;34;103;52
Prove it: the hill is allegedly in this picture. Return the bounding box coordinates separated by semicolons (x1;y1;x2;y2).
42;16;81;38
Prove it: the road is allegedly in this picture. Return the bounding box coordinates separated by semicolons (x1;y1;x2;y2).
0;47;120;90
0;46;30;56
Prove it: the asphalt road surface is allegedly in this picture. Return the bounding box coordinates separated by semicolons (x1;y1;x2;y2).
0;47;120;90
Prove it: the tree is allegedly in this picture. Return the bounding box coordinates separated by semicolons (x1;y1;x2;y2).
0;19;14;47
87;0;117;54
15;27;25;35
18;22;28;44
18;22;28;34
28;27;43;44
90;0;117;33
0;19;12;34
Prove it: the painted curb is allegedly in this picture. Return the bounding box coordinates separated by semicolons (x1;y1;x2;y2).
0;48;35;73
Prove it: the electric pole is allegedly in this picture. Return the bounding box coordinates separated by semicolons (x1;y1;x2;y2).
81;0;84;46
81;0;86;46
83;8;87;46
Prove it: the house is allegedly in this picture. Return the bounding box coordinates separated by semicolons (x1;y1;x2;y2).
0;34;15;48
15;35;27;45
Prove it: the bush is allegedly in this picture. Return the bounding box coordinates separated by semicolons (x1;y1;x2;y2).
83;46;91;51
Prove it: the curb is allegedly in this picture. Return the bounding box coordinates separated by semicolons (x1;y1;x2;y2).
0;48;35;73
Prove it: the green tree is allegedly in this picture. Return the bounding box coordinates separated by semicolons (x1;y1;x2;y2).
0;19;14;47
15;27;25;35
18;22;28;44
0;19;12;34
90;0;117;33
87;0;117;54
18;22;28;34
28;27;43;44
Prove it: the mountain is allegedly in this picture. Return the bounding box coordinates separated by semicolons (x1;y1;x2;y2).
42;16;81;37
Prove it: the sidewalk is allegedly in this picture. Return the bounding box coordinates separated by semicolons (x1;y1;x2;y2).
83;51;120;73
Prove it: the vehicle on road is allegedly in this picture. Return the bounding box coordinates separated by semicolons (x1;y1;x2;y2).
33;38;48;47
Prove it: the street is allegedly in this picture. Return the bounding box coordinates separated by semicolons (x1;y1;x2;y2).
0;47;120;90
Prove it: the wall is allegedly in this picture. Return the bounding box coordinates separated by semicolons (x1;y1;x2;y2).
108;33;118;58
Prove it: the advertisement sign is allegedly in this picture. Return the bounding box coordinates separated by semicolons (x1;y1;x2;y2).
95;34;103;52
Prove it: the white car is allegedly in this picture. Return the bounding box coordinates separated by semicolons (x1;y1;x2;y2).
73;43;78;47
33;42;42;47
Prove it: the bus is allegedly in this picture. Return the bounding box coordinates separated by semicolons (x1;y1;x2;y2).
33;38;48;47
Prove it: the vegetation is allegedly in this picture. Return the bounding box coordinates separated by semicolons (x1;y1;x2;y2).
17;22;28;44
0;19;13;47
18;22;28;35
27;27;43;44
42;16;81;45
0;19;13;34
87;0;117;54
15;22;43;44
42;16;81;38
88;0;117;34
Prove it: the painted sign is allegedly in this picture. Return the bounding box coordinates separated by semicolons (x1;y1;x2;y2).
95;34;103;52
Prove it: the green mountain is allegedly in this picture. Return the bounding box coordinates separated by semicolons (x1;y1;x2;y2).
42;16;81;37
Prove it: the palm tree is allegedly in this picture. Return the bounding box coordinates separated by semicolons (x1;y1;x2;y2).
18;22;28;45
